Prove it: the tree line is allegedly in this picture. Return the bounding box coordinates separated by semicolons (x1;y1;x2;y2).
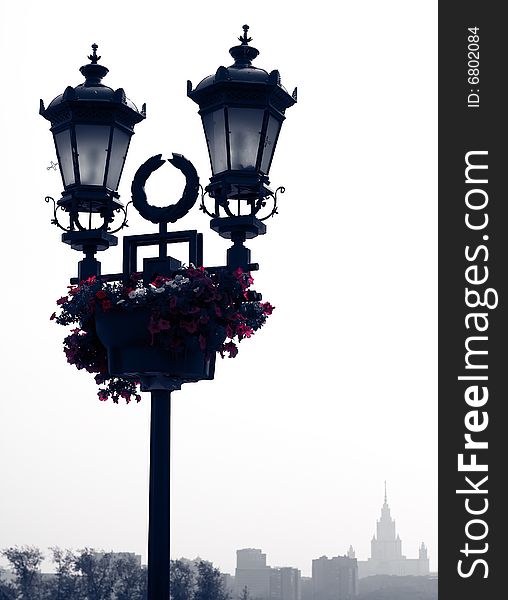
0;546;231;600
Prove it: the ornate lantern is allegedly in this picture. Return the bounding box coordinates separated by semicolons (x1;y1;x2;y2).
40;44;145;273
188;25;296;256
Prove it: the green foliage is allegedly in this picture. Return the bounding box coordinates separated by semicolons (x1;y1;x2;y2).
194;561;230;600
0;546;44;600
0;548;230;600
170;559;195;600
239;585;250;600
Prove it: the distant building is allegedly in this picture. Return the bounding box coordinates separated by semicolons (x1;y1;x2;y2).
270;567;301;600
312;555;358;600
354;484;430;578
300;576;312;600
235;549;271;599
223;572;236;596
235;549;301;600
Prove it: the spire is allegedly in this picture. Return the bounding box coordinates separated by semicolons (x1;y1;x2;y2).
419;542;428;559
384;480;387;504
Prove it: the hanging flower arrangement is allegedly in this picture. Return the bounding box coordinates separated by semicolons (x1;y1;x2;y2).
51;267;274;403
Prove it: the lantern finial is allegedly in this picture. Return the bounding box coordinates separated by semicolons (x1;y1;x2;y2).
80;43;108;85
230;25;259;66
239;25;252;45
87;43;101;64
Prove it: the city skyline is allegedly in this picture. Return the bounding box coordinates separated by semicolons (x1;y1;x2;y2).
1;484;434;578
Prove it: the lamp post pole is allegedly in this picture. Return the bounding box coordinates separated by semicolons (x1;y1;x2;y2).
148;390;171;599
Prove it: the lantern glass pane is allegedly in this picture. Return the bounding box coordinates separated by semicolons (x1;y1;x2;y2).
228;108;264;170
54;129;75;186
106;127;131;191
260;115;282;174
203;109;227;174
75;124;110;185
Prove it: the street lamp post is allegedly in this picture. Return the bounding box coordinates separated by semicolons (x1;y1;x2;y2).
41;28;295;600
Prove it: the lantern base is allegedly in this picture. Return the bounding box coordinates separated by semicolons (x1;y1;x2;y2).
57;187;123;214
210;215;266;240
206;172;273;202
62;230;118;252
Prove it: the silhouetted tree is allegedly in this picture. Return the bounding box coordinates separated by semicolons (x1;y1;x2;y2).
0;546;44;600
239;586;250;600
74;549;116;600
170;559;195;600
113;554;146;600
194;561;230;600
48;547;83;600
0;579;16;600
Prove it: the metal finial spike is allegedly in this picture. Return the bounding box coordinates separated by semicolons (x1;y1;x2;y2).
238;24;252;45
87;43;101;64
384;481;387;503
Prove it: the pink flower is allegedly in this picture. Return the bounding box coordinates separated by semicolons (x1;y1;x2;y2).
96;290;107;300
56;296;68;305
50;312;57;320
221;341;238;358
262;302;275;315
236;324;254;338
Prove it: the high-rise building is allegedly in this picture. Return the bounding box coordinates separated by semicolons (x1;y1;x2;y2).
235;549;271;599
312;555;358;600
235;549;301;600
300;576;313;600
355;483;430;578
270;567;301;600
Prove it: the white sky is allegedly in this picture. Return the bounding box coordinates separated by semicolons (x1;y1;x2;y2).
0;0;437;577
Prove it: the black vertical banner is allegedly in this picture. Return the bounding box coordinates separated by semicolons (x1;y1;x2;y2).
440;2;508;599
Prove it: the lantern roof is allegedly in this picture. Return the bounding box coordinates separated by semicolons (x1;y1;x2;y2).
187;25;297;115
40;43;146;128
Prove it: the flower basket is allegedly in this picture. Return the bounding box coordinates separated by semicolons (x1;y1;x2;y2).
95;307;216;382
51;266;274;403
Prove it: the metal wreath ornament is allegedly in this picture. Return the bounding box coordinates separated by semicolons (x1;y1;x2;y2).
131;153;200;224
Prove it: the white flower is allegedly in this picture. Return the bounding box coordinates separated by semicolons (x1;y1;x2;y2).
117;299;125;304
128;288;147;299
153;287;165;294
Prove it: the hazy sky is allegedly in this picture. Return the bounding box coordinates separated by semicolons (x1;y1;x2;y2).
0;0;437;577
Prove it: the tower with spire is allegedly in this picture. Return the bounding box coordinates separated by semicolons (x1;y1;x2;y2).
370;482;403;563
355;483;430;578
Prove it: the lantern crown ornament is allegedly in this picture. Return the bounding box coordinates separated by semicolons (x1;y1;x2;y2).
40;44;146;241
187;25;297;218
